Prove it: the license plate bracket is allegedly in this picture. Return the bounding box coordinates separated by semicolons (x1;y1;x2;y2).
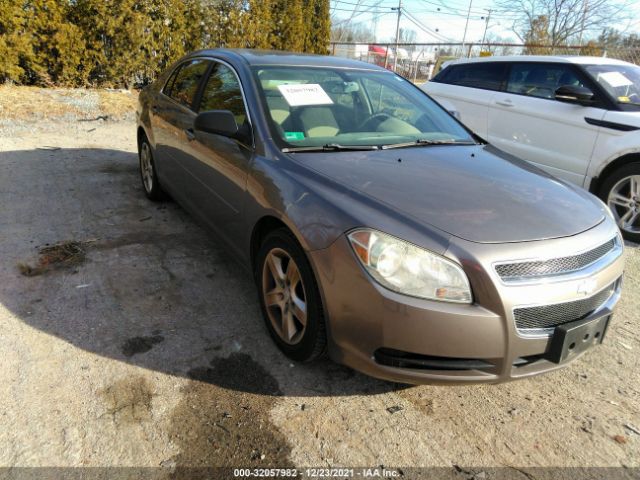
545;314;610;364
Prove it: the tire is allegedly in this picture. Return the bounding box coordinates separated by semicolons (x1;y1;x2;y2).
598;162;640;243
255;228;327;362
138;134;166;201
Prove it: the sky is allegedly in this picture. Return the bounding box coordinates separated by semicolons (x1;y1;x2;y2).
330;0;640;45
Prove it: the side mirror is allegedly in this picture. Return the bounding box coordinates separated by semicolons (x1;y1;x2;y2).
194;110;239;137
555;85;595;105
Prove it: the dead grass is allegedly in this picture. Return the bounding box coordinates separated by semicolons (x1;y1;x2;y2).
18;241;87;277
0;85;137;122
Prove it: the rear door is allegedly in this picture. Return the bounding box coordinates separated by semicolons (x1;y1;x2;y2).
149;58;210;197
487;62;607;186
425;61;507;138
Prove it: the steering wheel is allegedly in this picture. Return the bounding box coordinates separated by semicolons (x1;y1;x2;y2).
357;113;392;132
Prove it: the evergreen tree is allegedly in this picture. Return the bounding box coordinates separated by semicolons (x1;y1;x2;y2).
303;0;330;54
0;0;31;83
0;0;333;86
244;0;273;49
271;0;304;52
22;0;87;85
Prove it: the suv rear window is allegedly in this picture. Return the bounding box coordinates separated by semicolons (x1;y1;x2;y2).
435;62;507;91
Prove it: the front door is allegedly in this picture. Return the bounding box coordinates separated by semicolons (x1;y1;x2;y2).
487;62;606;186
183;60;254;249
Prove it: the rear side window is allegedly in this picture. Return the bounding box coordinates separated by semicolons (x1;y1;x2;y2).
198;63;247;125
437;62;507;91
506;63;587;99
166;59;209;109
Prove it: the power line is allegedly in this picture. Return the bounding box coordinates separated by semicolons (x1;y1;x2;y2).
333;0;395;7
402;8;452;41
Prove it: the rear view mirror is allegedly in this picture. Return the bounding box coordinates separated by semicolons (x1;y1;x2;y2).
555;85;595;105
194;110;239;137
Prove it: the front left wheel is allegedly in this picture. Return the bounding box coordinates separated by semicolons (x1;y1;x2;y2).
256;229;327;362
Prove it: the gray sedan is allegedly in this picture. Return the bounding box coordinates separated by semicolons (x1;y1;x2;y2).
136;49;624;384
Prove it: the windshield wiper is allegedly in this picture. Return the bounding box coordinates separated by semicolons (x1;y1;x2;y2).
381;139;477;150
282;143;380;153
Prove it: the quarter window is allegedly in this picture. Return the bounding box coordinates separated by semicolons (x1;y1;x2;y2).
167;59;209;109
163;65;183;97
440;63;507;91
506;63;586;99
199;63;247;126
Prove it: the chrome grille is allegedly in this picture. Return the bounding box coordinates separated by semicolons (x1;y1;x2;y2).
514;282;616;333
496;239;616;280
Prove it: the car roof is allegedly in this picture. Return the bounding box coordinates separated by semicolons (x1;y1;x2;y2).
187;48;388;71
443;55;634;67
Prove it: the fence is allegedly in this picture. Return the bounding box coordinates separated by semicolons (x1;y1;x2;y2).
329;42;640;83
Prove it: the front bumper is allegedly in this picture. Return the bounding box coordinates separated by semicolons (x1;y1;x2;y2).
308;220;624;384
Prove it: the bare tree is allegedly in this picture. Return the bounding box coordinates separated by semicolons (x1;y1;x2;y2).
330;18;374;43
482;32;518;55
495;0;632;46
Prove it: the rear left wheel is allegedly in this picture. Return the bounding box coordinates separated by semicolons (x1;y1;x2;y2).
138;136;166;201
256;229;327;362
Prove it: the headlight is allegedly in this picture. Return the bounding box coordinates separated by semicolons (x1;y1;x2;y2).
594;196;615;221
347;229;472;304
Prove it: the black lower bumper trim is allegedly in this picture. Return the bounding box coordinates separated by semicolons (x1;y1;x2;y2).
374;348;494;371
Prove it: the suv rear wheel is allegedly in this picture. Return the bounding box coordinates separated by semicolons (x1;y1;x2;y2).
599;162;640;242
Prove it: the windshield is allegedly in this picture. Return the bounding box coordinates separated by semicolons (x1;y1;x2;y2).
584;64;640;108
251;66;476;149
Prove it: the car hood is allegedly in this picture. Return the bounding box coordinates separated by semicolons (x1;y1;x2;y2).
291;144;605;243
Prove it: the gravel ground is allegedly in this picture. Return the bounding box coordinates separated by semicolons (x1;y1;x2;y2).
0;119;638;476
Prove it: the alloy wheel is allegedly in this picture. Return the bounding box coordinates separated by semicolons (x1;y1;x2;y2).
608;174;640;234
140;142;154;194
261;248;308;345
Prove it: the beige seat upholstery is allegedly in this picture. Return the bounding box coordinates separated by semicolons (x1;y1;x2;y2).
266;95;291;127
297;107;340;138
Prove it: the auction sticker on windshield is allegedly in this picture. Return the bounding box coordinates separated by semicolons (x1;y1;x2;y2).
278;83;334;106
599;71;633;88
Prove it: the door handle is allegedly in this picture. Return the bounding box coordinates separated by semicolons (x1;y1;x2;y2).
495;99;514;107
185;128;196;141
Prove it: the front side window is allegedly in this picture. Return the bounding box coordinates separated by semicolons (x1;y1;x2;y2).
198;63;247;126
440;63;507;91
252;66;475;149
584;63;640;110
167;59;209;109
506;63;586;99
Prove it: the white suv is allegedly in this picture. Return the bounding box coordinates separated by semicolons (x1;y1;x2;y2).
422;55;640;241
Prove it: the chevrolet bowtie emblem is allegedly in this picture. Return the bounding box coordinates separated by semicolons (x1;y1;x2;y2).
577;278;598;296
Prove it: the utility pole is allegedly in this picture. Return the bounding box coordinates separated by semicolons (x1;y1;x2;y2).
461;0;473;57
480;9;492;47
578;0;588;46
392;0;402;71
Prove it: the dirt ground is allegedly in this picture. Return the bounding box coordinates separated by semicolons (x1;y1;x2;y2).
0;100;639;476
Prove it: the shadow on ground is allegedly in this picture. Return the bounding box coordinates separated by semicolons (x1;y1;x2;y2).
0;147;400;398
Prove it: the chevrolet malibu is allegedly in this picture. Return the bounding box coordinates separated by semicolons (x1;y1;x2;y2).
136;49;624;384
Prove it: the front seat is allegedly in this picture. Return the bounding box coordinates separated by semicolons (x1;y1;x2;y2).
523;68;555;98
293;106;340;138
